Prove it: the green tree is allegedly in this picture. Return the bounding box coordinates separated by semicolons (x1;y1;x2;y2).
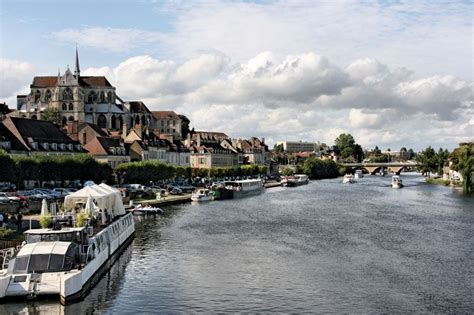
450;142;473;194
0;150;16;183
274;143;284;154
435;148;450;176
416;146;437;177
335;133;365;162
41;107;61;125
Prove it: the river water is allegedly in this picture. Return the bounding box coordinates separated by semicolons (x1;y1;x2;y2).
2;173;473;314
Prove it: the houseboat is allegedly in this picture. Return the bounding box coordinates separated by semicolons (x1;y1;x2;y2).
191;189;214;202
0;184;135;305
391;175;403;189
281;174;310;187
213;179;264;200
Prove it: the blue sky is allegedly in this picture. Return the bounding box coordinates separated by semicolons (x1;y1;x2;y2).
0;0;472;149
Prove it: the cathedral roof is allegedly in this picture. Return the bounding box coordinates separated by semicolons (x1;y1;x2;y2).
31;76;113;88
127;101;151;114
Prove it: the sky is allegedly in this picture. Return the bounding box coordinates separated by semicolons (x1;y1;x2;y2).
0;0;472;151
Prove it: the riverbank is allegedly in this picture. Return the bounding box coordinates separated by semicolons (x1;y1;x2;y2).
425;177;461;188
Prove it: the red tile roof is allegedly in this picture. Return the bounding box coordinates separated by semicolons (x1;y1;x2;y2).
31;76;112;88
151;111;178;119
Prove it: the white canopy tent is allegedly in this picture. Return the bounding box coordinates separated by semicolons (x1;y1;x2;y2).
63;184;126;218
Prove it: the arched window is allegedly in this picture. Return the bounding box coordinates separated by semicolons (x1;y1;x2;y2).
135;116;140;126
62;117;67;126
63;88;73;101
97;114;107;128
45;90;52;102
68;103;74;111
34;90;41;103
88;91;96;103
68;116;74;122
31;115;37;120
108;91;113;103
99;91;105;103
141;115;146;126
111;115;117;129
62;103;67;111
119;116;123;129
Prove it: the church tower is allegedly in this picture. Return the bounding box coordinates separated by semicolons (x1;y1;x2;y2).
74;46;80;78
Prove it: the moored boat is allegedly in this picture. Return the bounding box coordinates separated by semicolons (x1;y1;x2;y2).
131;204;163;215
191;189;214;202
342;174;355;184
213;179;264;200
391;175;403;188
281;174;310;187
0;183;135;305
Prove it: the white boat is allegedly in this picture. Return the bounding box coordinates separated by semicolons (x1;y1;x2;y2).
354;170;364;179
342;174;355;184
131;204;163;215
191;189;214;202
392;175;403;188
0;184;135;305
281;174;310;187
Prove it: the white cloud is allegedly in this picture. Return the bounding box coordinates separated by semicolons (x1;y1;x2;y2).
0;58;36;104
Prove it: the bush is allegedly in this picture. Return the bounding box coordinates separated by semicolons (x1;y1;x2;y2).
76;212;88;227
0;227;16;239
301;158;340;179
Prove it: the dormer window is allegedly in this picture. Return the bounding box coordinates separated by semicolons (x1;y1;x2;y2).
75;144;82;151
51;143;58;150
31;142;38;150
110;147;116;155
68;144;74;151
42;143;49;150
59;143;66;151
0;141;11;150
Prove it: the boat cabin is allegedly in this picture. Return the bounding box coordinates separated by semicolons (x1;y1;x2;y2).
24;227;89;245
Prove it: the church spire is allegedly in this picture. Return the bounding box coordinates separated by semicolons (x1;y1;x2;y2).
74;46;80;77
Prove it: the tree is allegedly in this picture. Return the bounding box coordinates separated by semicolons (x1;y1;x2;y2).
416;146;437;177
41;107;61;125
274;143;284;154
334;133;365;162
450;142;473;194
0;150;15;183
335;133;355;151
373;146;382;155
435;148;450;176
178;115;190;138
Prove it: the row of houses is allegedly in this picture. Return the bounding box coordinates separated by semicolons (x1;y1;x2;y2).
0;115;269;170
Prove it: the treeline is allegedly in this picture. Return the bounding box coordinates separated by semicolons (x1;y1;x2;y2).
0;151;112;186
116;161;268;184
281;158;341;179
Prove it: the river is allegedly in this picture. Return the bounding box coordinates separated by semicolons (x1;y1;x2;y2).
2;173;473;313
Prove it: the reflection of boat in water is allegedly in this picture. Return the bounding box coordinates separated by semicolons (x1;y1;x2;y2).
0;184;135;305
354;170;364;179
131;204;163;215
213;179;264;200
342;174;355;184
392;175;403;188
191;189;214;202
281;174;309;187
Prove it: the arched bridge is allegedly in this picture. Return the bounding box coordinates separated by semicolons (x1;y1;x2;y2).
342;161;419;175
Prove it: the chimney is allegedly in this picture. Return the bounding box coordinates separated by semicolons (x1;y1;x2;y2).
66;121;79;140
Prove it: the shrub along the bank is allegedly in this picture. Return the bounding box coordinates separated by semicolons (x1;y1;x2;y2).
0;151;112;186
301;157;340;179
116;161;268;184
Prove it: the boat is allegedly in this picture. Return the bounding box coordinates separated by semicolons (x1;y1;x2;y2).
0;183;135;305
354;170;364;179
281;174;310;187
391;175;403;188
213;179;264;200
342;174;355;184
191;189;214;202
131;204;163;215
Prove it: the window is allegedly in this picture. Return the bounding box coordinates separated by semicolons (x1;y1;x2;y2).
13;256;29;273
108;91;113;103
48;254;64;272
62;103;67;111
63;88;73;101
141;115;146;126
172;120;175;126
27;254;49;273
97;114;107;128
99;91;105;103
45;90;52;102
111;115;117;129
161;121;164;126
34;90;41;103
68;103;74;111
68;116;74;122
119;116;123;129
31;115;37;120
88;91;96;103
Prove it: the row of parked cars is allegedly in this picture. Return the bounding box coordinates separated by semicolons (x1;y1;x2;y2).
0;188;78;204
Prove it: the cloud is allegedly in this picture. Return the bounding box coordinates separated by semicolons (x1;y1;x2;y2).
0;58;36;101
50;27;163;53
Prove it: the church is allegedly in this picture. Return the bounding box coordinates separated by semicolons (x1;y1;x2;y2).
16;49;153;130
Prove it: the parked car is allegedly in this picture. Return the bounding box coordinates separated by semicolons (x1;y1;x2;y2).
52;188;72;198
169;187;183;195
0;192;21;204
31;189;55;200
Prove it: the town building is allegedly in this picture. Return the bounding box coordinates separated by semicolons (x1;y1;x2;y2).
0;117;85;156
276;141;318;153
187;131;239;168
234;137;269;165
83;136;130;169
152;111;182;140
